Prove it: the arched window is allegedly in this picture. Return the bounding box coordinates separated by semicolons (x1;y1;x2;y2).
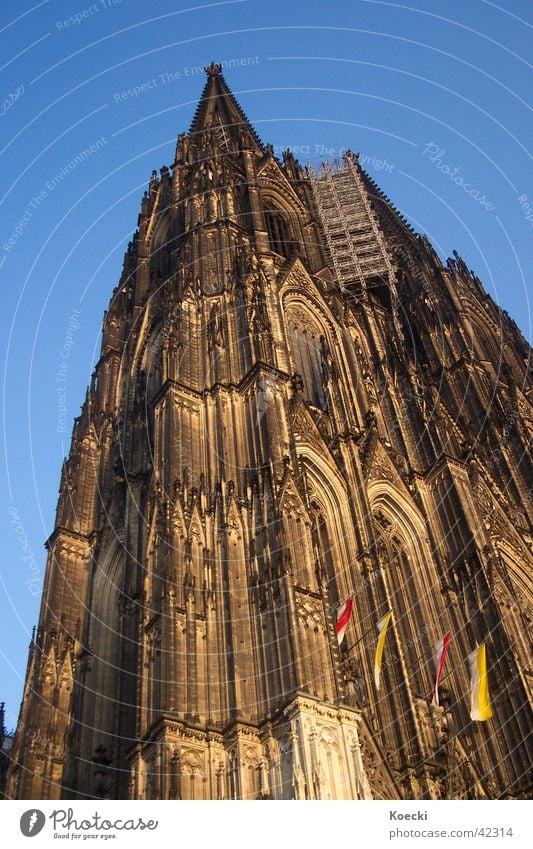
264;204;294;257
311;504;341;619
289;322;327;409
372;511;427;692
493;545;532;669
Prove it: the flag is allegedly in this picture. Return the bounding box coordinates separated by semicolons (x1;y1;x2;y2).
468;644;492;721
431;631;452;707
374;610;392;690
336;597;353;646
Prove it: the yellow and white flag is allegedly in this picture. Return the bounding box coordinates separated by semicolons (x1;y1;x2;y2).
468;644;492;721
374;611;392;690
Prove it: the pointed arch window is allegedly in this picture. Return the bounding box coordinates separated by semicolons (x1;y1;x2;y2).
312;506;339;607
264;204;294;257
289;323;327;409
373;512;426;690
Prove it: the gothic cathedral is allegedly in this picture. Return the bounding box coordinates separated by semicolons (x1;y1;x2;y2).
8;64;532;801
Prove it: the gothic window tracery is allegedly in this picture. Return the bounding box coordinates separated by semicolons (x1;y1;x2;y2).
264;204;293;257
492;545;532;666
310;500;340;611
288;317;327;409
373;511;426;692
143;328;163;404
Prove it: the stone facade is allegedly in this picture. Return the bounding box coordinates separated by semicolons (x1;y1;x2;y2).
7;64;532;800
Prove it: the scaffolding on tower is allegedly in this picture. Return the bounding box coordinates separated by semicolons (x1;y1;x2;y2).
308;153;404;339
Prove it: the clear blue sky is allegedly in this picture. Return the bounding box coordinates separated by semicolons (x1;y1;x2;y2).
1;0;531;727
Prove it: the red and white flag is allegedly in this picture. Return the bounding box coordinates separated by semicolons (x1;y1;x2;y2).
431;631;451;707
336;597;353;646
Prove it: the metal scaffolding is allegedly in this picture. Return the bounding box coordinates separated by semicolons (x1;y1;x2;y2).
308;155;396;293
308;154;403;338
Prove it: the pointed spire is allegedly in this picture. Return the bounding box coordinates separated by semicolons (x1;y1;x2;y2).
189;63;263;149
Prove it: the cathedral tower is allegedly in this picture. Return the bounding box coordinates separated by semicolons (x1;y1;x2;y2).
7;64;532;801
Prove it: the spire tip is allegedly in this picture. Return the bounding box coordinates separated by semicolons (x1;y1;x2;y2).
204;62;222;77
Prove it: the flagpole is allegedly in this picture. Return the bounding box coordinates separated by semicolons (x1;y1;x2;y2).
341;607;435;669
338;596;472;700
343;617;455;701
342;615;389;654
